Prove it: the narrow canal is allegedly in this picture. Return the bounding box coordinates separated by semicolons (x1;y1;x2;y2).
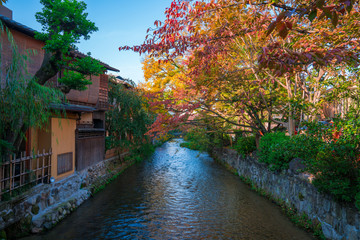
28;139;313;239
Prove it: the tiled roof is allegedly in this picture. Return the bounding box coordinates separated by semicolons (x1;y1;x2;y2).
111;76;134;88
0;14;119;72
70;50;119;72
50;103;96;113
0;14;36;37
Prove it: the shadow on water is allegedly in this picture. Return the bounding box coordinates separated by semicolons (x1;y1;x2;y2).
24;139;314;240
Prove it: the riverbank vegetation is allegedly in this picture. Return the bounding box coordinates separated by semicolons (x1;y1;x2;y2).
258;128;360;206
181;123;360;211
121;1;360;211
179;128;209;151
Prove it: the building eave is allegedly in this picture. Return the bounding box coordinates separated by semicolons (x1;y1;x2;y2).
70;50;120;72
50;103;96;113
0;14;36;37
0;14;120;73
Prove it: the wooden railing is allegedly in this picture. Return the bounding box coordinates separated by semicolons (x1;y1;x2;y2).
0;150;52;200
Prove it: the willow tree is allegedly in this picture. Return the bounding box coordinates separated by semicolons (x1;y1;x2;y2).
0;23;62;159
106;78;153;152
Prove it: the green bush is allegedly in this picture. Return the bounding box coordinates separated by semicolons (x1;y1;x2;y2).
259;132;323;171
130;142;155;160
181;128;210;151
309;143;360;202
232;136;256;157
212;132;232;147
355;192;360;210
288;134;323;164
258;132;290;170
256;128;360;208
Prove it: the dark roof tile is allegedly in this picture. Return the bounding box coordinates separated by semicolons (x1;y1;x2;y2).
0;14;36;37
0;14;119;72
50;103;96;112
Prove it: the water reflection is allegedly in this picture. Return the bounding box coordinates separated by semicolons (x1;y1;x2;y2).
25;139;313;240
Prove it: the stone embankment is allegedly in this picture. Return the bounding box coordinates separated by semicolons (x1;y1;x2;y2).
0;154;132;239
212;148;360;240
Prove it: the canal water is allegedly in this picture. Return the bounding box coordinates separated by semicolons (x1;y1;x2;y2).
28;139;313;239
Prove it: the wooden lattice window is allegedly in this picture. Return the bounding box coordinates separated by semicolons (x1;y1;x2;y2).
57;152;73;175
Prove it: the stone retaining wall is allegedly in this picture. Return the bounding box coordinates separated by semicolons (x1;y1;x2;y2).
0;154;132;239
212;148;360;240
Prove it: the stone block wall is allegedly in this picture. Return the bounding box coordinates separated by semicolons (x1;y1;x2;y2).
0;155;133;238
212;148;360;240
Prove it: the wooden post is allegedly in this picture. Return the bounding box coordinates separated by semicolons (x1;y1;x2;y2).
1;163;3;196
49;148;52;182
36;150;40;183
20;152;23;187
42;149;45;183
30;150;33;184
9;154;14;196
22;152;25;187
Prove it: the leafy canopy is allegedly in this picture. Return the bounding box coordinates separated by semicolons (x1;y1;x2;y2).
122;0;359;138
34;0;104;93
35;0;98;51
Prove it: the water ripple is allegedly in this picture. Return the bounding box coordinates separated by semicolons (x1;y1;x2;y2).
25;139;313;240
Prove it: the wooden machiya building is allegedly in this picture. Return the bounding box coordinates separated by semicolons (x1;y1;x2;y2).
0;5;119;185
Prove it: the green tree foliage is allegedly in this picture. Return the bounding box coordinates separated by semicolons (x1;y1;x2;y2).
311;143;360;202
106;79;153;152
258;128;360;208
180;127;210;152
34;0;104;93
303;84;360;205
258;132;322;171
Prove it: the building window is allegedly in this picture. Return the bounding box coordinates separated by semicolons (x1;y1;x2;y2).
57;152;73;175
93;119;104;129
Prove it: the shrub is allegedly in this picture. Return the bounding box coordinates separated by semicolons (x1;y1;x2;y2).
355;192;360;210
259;132;323;171
181;128;210;151
288;134;323;164
232;136;256;157
258;132;290;170
309;143;360;202
213;133;232;147
130;142;155;160
301;120;334;143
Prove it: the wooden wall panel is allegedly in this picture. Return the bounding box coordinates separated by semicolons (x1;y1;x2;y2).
57;152;73;175
75;133;105;171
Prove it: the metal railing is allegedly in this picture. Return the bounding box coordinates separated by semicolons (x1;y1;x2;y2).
0;149;52;200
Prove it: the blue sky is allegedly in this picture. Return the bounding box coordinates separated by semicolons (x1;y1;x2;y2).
5;0;173;83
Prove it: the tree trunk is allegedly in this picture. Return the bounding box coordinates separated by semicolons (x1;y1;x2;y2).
255;133;261;149
288;111;295;136
34;51;59;85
